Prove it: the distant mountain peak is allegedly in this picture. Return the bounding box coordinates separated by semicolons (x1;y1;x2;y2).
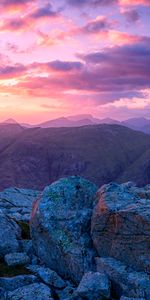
2;118;18;125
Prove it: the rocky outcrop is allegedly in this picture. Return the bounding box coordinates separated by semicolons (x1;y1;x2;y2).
91;182;150;273
0;178;150;299
30;176;97;284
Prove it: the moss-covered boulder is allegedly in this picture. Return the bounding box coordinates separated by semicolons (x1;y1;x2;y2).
30;176;97;284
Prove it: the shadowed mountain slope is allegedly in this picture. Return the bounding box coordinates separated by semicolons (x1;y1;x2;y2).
0;124;149;190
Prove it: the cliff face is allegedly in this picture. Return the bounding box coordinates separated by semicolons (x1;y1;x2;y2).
0;124;150;190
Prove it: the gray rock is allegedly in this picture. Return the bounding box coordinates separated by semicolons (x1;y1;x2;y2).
96;257;150;299
76;271;110;300
7;283;53;300
0;275;38;291
5;252;30;266
0;210;21;257
28;265;66;288
30;176;97;283
91;182;150;273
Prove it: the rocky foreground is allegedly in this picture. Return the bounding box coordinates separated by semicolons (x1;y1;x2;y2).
0;177;150;300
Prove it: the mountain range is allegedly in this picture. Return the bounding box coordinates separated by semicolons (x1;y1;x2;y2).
0;122;149;190
2;115;150;134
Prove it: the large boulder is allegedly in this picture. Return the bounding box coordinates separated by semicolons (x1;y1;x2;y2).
91;182;150;273
0;210;21;257
30;176;97;283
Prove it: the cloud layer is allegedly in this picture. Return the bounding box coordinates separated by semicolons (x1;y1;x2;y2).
0;0;149;122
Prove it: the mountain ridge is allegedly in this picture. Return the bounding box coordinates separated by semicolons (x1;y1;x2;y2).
0;123;149;190
1;115;150;134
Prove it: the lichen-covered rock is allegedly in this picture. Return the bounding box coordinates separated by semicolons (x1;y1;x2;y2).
76;271;110;300
91;182;150;273
7;283;53;300
30;176;97;283
5;252;30;266
0;210;21;257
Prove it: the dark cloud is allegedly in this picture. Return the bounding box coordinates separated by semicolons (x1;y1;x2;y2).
81;17;112;34
67;0;116;6
0;0;33;7
1;18;26;31
47;60;83;71
30;3;60;19
122;9;140;23
0;64;26;78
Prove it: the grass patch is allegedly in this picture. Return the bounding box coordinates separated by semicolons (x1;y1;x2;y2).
17;221;30;240
0;258;31;278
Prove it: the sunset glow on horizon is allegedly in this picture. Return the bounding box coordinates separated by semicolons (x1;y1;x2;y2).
0;0;150;124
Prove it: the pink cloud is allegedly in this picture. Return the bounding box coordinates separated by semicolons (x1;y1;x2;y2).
119;0;150;6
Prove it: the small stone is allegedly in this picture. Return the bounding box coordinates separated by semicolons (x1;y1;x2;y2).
5;252;30;266
76;271;110;300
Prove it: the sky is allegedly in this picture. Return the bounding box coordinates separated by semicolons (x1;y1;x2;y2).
0;0;150;123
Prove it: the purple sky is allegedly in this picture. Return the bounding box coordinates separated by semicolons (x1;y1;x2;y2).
0;0;150;123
